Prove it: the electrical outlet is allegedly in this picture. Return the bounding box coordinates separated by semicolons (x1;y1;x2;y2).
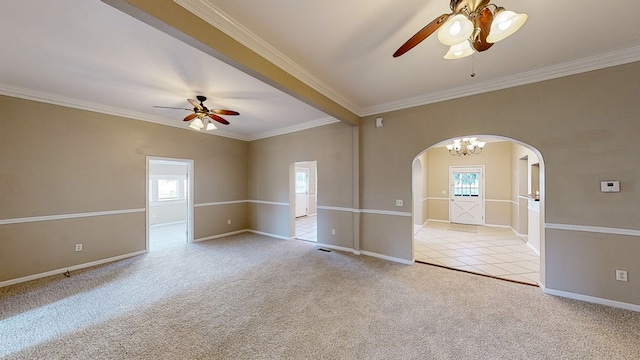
331;228;336;235
227;219;232;225
615;269;628;282
395;199;403;207
75;243;83;252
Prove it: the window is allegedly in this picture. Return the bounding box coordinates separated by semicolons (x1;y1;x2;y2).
295;171;308;194
453;172;479;197
158;179;179;200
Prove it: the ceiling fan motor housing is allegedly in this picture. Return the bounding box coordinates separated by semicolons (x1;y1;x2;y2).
451;0;490;13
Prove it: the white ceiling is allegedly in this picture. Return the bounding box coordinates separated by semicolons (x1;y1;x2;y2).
1;1;639;140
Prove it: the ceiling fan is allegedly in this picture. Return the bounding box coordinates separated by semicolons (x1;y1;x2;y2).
154;95;239;131
393;0;528;60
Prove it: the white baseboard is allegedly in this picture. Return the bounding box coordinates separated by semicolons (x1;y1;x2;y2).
0;250;146;288
427;219;449;224
316;243;357;254
314;243;411;265
193;229;248;242
542;286;640;312
246;229;292;241
526;242;541;256
360;251;413;265
484;223;511;229
513;228;528;239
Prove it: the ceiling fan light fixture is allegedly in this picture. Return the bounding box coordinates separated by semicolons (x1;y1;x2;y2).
444;40;474;59
486;8;528;43
189;117;205;130
206;121;217;131
438;14;474;46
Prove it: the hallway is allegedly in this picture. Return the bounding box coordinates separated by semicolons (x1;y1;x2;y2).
414;222;539;285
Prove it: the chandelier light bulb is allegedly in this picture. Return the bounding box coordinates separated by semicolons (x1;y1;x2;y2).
438;14;474;46
449;20;462;36
498;19;512;31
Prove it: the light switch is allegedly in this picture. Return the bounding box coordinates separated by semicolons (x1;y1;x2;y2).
395;199;403;207
600;180;620;193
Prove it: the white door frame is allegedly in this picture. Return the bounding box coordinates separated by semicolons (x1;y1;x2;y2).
449;165;485;225
146;156;194;251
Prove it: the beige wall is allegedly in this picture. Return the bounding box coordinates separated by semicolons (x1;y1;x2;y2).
247;123;357;249
0;95;248;282
360;62;640;305
1;62;639;307
423;141;512;226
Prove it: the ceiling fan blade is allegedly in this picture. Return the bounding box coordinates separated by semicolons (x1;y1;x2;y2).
153;106;191;111
472;7;494;52
187;98;204;111
393;14;450;58
212;109;240;116
208;114;230;125
183;113;198;122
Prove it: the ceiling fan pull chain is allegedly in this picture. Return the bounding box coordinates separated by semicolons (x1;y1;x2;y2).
470;54;476;77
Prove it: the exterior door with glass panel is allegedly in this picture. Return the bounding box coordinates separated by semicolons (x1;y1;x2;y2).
449;166;484;225
295;168;309;217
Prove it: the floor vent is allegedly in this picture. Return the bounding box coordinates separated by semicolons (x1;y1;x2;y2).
317;248;332;252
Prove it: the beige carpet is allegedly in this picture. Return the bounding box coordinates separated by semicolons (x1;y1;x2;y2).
1;233;639;359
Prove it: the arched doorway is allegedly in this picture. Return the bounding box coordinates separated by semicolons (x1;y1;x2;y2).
412;135;545;286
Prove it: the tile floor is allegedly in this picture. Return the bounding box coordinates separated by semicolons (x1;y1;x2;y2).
414;221;540;285
295;215;317;242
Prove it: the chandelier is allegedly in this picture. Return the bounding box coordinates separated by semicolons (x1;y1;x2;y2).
393;0;528;60
446;137;486;156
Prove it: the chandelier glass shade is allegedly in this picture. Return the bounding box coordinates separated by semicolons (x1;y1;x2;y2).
444;40;475;59
188;114;217;131
486;9;528;43
446;137;486;156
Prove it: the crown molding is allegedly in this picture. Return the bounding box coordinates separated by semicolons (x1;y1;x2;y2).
0;83;250;141
360;45;640;116
173;0;361;115
247;116;340;141
0;83;341;142
174;1;640;119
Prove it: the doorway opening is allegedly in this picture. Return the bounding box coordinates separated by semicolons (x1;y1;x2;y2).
293;161;317;242
412;137;544;286
146;157;194;251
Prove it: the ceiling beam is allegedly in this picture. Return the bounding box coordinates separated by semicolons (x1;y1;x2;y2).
102;0;359;127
